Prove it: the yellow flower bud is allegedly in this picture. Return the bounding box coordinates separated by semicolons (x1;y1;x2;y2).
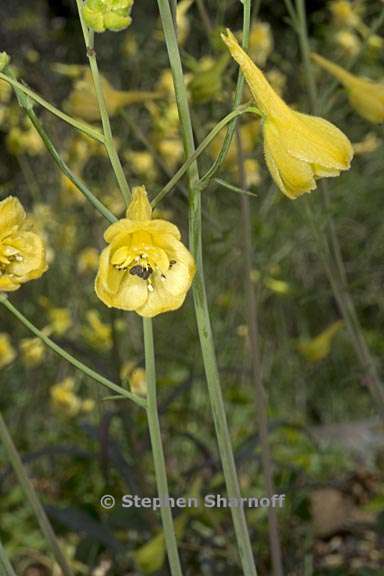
50;378;81;417
334;30;361;57
312;52;384;124
329;0;361;28
95;186;196;317
47;308;73;336
82;310;112;351
20;337;45;368
78;247;99;274
129;367;147;396
222;30;353;199
82;0;134;33
0;197;48;292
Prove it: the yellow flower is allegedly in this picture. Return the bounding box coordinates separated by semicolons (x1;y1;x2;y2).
0;197;47;292
188;54;229;103
0;333;16;369
311;53;384;124
334;30;361;56
47;307;73;336
353;132;381;155
248;21;273;67
82;309;112;351
95;186;195;317
124;150;158;182
78;247;99;274
221;30;353;199
176;0;193;46
329;0;361;28
6;124;44;156
297;320;343;363
82;0;134;33
50;378;81;417
65;69;159;122
264;277;290;295
20;337;45;368
129;367;147;396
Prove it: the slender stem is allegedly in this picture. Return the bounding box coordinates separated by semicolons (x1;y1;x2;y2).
156;0;258;574
75;0;131;204
143;319;183;576
0;539;17;576
0;72;104;142
199;0;261;188
0;296;146;409
236;129;284;576
152;104;257;207
294;0;384;417
0;411;74;576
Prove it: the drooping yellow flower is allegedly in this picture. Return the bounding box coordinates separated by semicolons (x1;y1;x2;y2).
0;333;16;369
297;320;343;363
0;197;47;292
82;0;134;33
20;337;45;368
311;53;384;124
95;186;195;317
65;69;160;122
222;30;353;199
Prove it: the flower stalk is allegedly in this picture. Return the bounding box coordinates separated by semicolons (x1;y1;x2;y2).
0;411;75;576
143;318;183;575
156;0;258;573
75;0;131;204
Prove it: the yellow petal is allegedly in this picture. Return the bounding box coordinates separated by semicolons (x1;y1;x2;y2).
221;28;287;117
136;284;186;318
283;111;353;170
264;119;316;198
126;186;152;221
0;196;25;239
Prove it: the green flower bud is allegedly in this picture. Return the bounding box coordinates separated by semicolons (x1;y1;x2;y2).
0;52;10;72
82;0;134;33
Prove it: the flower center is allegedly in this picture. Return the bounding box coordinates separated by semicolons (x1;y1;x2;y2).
0;243;23;276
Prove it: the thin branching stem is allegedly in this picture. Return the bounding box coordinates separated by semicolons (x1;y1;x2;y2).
156;0;258;573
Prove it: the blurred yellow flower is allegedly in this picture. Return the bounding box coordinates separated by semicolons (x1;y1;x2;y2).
121;33;138;57
0;197;47;292
156;138;184;171
188;54;229;103
265;69;287;97
248;21;273;67
65;69;159;122
82;0;134;33
264;277;290;295
125;150;158;182
297;320;343;362
353;132;381;155
129;367;147;396
334;30;361;56
51;378;81;417
6;123;44;156
20;337;45;368
51;377;95;416
78;247;99;274
47;308;73;336
0;333;16;369
329;0;361;28
82;309;112;351
95;185;195;317
176;0;193;46
222;30;353;199
312;52;384;123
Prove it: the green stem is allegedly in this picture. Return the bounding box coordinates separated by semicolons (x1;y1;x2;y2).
143;319;183;576
0;539;17;576
0;411;74;576
199;0;261;188
0;296;146;409
75;0;131;204
294;0;384;417
0;72;104;142
152;104;257;207
156;0;258;573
